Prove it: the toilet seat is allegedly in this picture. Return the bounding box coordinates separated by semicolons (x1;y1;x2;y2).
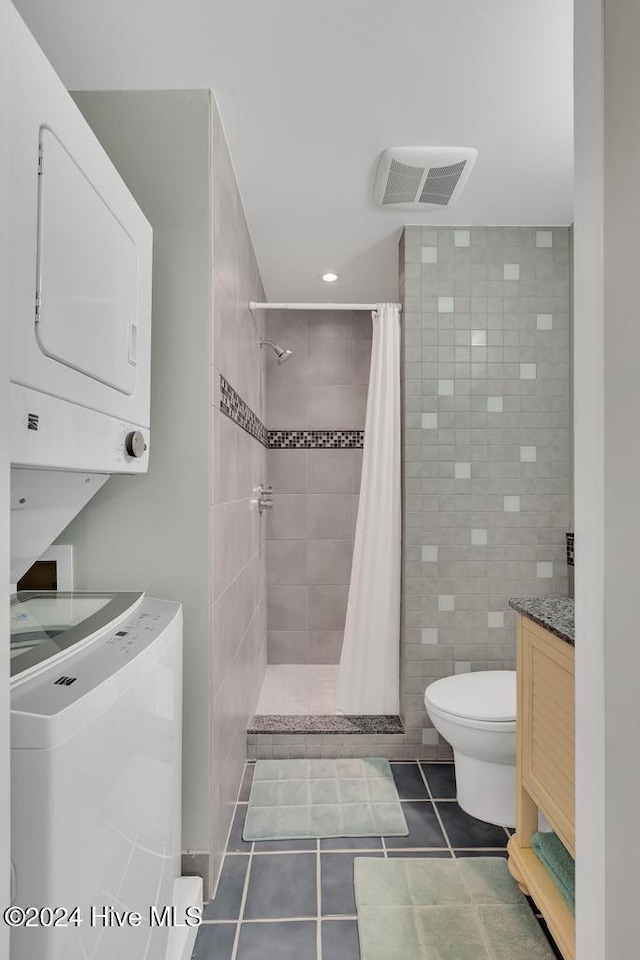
423;670;518;827
424;671;516;723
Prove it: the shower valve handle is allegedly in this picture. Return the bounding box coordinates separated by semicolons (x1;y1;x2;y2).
256;484;274;513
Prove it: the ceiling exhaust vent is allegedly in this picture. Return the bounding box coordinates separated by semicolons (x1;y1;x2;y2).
374;147;477;210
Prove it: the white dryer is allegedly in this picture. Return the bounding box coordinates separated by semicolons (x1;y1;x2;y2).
10;591;199;960
9;8;154;585
10;8;152;447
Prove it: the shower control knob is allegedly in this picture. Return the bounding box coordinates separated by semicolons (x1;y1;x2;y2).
256;484;274;514
125;431;146;458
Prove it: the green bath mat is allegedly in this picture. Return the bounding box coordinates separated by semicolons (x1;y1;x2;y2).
354;856;556;960
243;758;408;840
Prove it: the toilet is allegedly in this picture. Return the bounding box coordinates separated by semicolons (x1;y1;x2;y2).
424;670;517;828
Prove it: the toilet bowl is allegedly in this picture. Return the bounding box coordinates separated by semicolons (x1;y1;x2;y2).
424;670;517;828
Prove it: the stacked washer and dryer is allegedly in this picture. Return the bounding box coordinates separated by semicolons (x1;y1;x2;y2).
8;8;200;959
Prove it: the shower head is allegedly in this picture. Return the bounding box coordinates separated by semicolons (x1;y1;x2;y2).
259;339;293;365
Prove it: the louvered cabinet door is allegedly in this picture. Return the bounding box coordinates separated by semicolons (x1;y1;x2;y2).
519;619;575;856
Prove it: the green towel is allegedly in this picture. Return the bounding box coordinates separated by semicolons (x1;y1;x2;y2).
531;831;575;913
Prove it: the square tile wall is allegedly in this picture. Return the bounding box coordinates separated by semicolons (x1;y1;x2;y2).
211;97;268;881
401;226;571;756
265;311;371;664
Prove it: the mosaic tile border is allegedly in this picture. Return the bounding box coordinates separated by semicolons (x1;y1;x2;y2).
566;532;574;567
219;376;365;450
220;375;268;446
248;714;404;735
268;429;365;449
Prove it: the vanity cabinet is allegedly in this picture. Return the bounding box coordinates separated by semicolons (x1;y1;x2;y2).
507;614;575;960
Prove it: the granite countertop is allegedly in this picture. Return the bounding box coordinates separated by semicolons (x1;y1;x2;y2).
509;597;575;646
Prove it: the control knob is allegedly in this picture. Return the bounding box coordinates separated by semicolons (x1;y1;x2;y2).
125;431;146;458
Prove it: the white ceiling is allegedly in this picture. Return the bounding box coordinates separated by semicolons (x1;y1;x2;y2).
13;0;573;302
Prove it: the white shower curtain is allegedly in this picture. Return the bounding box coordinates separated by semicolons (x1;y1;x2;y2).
336;302;401;715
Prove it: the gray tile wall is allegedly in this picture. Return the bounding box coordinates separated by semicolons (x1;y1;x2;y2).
210;97;268;880
401;226;571;756
247;733;406;760
265;311;371;664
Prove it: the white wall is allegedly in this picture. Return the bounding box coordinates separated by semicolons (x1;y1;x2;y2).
574;0;640;956
1;0;12;954
59;91;268;896
573;0;605;953
601;1;640;953
61;91;214;857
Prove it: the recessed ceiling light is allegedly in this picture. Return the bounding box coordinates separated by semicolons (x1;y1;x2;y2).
321;272;339;283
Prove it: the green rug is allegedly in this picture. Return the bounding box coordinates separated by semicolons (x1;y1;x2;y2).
354;856;556;960
243;758;408;840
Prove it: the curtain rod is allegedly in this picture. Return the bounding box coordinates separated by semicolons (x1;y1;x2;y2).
249;302;402;312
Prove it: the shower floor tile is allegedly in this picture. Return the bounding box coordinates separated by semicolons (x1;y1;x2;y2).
255;665;339;715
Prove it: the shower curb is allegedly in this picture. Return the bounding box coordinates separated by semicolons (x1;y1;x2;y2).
248;714;404;735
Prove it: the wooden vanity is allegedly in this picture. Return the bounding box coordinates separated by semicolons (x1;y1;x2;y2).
507;603;575;960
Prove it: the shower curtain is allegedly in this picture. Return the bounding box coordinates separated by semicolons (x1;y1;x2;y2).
336;302;401;715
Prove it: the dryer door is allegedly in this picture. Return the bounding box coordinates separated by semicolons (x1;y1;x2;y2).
35;127;139;396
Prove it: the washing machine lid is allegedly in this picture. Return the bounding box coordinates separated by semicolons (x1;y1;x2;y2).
426;671;516;722
10;591;143;679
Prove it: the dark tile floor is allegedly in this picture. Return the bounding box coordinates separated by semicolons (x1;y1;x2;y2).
192;761;563;960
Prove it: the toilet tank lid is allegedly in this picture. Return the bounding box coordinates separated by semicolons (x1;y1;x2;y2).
425;671;516;722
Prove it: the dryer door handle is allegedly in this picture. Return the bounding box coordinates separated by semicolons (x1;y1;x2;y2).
128;320;138;366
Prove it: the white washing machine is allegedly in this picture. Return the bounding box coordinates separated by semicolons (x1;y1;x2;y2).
10;591;197;960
